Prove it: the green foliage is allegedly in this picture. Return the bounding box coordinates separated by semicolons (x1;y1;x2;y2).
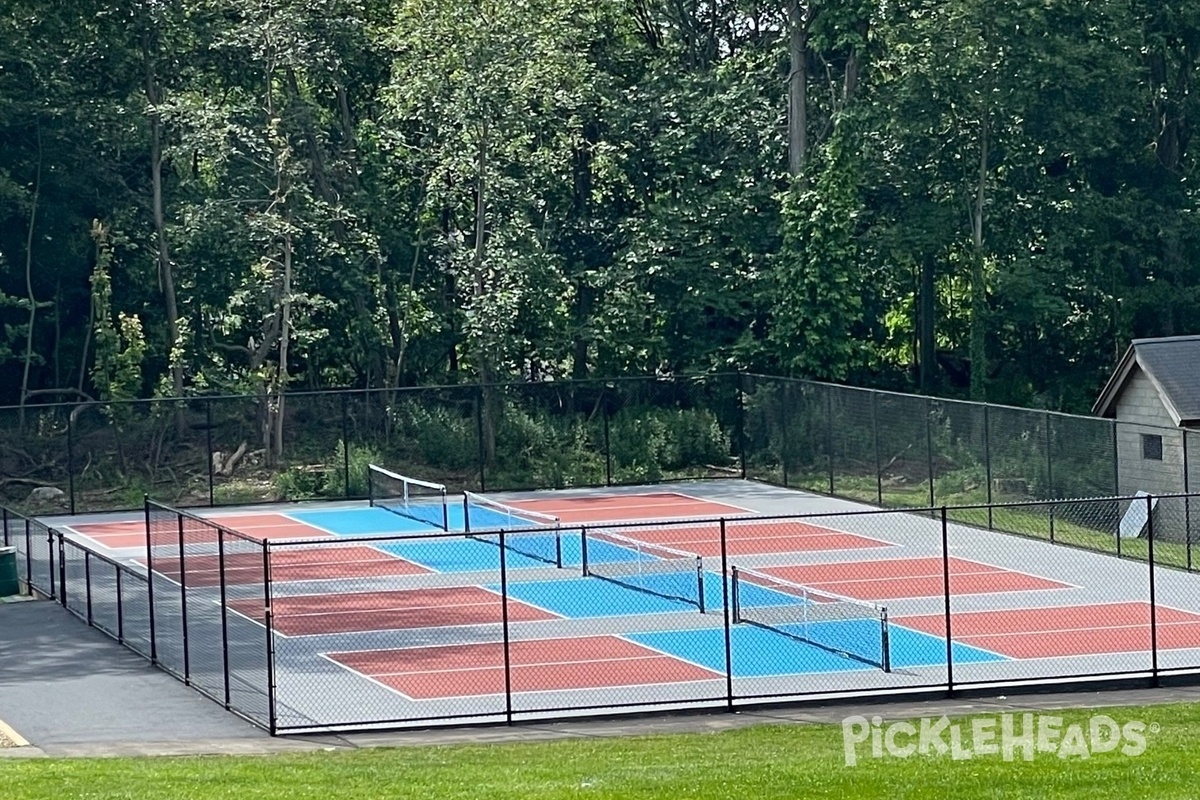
324;440;383;499
390;402;480;473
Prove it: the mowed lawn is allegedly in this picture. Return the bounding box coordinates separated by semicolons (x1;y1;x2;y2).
3;703;1198;799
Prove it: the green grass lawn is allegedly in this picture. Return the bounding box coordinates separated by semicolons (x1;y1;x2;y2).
3;703;1197;799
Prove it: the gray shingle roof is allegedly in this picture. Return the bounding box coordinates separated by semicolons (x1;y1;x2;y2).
1093;335;1200;425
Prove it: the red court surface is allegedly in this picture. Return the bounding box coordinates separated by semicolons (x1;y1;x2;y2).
899;602;1200;658
593;521;891;557
74;513;327;549
759;557;1071;602
326;636;721;699
229;586;559;636
510;492;749;523
144;545;428;588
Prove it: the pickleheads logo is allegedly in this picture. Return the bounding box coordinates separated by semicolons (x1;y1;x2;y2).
841;714;1156;766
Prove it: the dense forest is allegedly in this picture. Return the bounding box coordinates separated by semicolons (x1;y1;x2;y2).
0;0;1196;416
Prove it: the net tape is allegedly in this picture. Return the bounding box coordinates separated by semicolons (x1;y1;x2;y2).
368;465;449;531
463;491;564;568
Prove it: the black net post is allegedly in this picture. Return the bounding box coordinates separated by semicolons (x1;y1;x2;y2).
144;496;158;665
579;525;589;576
217;528;232;710
719;518;733;710
941;507;954;696
499;529;514;725
1148;494;1159;685
880;609;891;673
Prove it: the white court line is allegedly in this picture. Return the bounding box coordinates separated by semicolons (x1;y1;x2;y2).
367;653;671;678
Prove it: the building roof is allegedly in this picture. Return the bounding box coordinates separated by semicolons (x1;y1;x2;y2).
1093;335;1200;425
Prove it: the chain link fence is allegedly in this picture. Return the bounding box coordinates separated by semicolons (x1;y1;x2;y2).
6;491;1200;733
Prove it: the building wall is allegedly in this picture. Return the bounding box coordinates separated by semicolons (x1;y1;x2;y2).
1115;368;1189;540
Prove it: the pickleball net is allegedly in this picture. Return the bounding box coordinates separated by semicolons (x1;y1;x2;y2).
367;465;449;530
463;491;565;568
730;566;891;671
581;528;705;612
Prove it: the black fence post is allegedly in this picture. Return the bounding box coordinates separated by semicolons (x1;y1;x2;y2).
66;410;76;515
926;399;936;508
84;550;93;625
736;374;747;480
941;507;955;697
144;497;158;665
48;526;57;600
178;514;190;685
603;406;613;487
341;392;351;499
984;404;994;530
115;567;124;644
1;507;7;546
1148;494;1159;686
476;385;488;494
825;388;835;494
1184;433;1192;572
56;532;65;607
499;530;514;725
218;529;232;710
780;382;790;488
262;540;277;735
1111;419;1120;496
1045;412;1055;543
23;519;31;591
719;518;734;711
206;399;215;507
872;392;882;505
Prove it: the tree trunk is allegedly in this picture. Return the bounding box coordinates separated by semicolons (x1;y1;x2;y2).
19;124;42;429
474;121;496;464
143;28;184;405
969;110;989;402
786;0;809;178
273;232;292;461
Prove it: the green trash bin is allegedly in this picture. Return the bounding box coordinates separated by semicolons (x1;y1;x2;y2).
0;546;20;597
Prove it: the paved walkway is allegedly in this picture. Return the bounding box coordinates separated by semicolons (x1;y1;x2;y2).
4;598;1200;758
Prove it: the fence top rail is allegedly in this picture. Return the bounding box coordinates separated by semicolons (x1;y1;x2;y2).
0;373;742;414
145;498;263;546
741;373;1127;425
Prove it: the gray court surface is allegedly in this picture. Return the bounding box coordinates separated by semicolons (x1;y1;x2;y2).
0;599;274;755
14;478;1200;748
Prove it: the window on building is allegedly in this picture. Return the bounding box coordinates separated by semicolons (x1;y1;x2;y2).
1142;433;1163;461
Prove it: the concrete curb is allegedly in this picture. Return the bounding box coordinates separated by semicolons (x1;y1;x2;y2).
0;717;32;750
